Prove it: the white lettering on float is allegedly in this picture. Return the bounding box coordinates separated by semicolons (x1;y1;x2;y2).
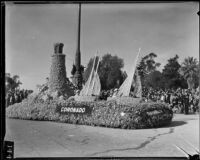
60;107;86;113
61;107;65;112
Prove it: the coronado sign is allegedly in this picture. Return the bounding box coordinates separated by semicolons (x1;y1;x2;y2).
56;105;92;115
61;107;85;113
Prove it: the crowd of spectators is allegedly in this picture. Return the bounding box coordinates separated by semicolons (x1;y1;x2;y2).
99;87;199;114
6;89;33;107
142;87;199;114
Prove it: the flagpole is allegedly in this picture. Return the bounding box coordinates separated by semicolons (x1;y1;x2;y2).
74;3;82;89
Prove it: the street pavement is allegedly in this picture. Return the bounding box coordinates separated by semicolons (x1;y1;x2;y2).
5;114;199;158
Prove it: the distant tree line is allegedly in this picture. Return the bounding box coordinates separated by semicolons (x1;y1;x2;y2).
139;54;199;90
7;52;199;94
81;53;199;90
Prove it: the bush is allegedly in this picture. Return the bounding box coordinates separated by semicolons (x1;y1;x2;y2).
6;95;173;129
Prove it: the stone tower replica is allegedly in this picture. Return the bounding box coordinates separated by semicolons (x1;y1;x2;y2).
49;43;74;96
74;3;83;90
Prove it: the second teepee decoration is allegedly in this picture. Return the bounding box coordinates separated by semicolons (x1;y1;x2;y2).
117;48;141;97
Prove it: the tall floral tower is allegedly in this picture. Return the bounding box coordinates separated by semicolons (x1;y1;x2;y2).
49;43;74;96
74;3;83;90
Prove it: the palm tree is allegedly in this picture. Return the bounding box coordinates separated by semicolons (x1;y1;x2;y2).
5;73;22;92
179;57;199;89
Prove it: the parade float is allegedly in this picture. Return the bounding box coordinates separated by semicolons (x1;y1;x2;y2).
6;44;173;129
6;4;173;129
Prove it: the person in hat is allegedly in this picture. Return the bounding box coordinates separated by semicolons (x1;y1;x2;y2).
75;90;80;96
112;88;118;98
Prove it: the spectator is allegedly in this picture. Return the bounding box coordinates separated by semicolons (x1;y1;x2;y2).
6;89;33;107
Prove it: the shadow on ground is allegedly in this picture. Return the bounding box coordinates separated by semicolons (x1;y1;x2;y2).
161;120;187;128
169;120;187;127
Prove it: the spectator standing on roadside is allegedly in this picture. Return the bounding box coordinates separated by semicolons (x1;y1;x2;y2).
24;90;28;98
14;93;19;103
10;94;15;105
160;92;165;103
20;90;24;100
183;91;189;115
166;91;171;104
6;93;10;107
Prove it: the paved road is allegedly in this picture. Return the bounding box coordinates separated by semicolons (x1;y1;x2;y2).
5;114;199;158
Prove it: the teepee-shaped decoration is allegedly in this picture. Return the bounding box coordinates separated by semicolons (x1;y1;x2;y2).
131;69;142;98
117;48;142;98
79;53;101;96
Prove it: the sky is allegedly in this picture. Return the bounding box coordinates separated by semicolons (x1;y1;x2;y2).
5;2;199;91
